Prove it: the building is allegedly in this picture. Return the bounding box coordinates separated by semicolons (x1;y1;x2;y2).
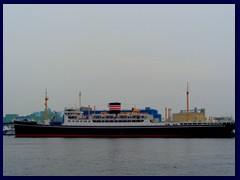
209;116;234;122
172;107;207;122
3;114;18;124
3;109;63;125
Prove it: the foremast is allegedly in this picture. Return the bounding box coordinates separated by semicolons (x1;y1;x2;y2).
44;89;49;125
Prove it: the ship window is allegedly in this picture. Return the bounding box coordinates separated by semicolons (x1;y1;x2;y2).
120;115;127;119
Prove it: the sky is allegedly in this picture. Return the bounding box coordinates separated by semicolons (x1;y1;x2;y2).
3;4;235;119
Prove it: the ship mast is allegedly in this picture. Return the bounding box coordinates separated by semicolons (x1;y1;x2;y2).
44;89;49;125
186;82;189;122
79;92;81;111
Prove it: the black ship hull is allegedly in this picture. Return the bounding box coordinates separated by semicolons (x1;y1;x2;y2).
14;121;235;138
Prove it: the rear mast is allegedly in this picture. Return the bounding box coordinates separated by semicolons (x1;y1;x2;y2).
186;82;189;122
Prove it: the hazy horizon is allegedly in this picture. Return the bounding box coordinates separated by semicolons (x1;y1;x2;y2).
3;4;235;119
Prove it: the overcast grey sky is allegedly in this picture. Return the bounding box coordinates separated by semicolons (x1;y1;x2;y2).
3;4;235;118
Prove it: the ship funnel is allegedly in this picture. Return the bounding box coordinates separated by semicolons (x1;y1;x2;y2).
108;102;121;115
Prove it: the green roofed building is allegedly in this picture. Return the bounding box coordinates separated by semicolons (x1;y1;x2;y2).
3;109;63;125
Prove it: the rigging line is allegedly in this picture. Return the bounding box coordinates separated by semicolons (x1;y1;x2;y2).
89;103;108;108
32;91;52;112
21;93;44;116
49;94;72;108
190;91;224;114
136;87;186;106
190;91;210;106
106;88;186;109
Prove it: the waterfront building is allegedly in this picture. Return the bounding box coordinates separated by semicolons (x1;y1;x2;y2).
172;107;207;122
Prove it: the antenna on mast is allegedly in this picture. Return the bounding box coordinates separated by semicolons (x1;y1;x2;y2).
186;82;189;122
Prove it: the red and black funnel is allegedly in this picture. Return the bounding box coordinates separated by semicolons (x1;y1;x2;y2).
108;102;121;115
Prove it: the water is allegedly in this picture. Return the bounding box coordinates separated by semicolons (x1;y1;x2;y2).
3;136;235;176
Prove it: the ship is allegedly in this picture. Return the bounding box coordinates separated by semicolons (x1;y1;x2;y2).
14;87;235;138
3;126;15;136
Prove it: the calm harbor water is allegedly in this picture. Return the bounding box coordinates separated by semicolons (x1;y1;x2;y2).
3;136;235;176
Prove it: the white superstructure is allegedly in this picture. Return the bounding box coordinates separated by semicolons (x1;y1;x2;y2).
62;107;157;126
